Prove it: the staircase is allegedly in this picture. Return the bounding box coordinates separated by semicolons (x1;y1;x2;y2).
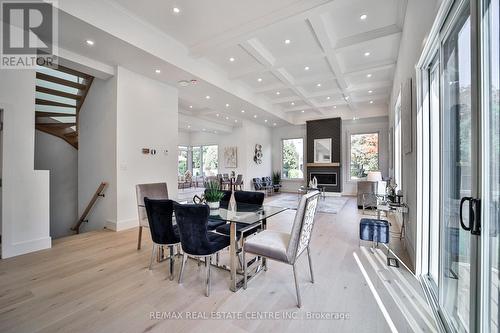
35;65;94;149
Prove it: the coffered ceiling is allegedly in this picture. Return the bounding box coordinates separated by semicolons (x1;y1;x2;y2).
105;0;407;125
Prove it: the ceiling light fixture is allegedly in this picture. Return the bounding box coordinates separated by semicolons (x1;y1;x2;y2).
276;91;280;95
241;110;245;113
368;90;373;94
366;73;372;78
301;110;305;113
225;116;229;120
187;125;191;129
229;57;235;62
326;96;331;100
370;100;374;104
360;14;368;20
189;105;193;109
264;119;268;123
172;7;181;14
253;115;258;118
291;102;295;106
214;131;217;134
225;103;230;108
257;78;263;82
216;113;220;117
205;95;211;99
334;106;337;109
353;117;358;120
155;69;161;74
234;119;238;123
284;39;291;44
273;123;277;126
202;128;206;131
364;52;371;57
86;40;95;46
316;83;322;87
304;66;310;71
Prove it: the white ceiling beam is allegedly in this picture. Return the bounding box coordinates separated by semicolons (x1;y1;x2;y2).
334;25;402;50
346;80;393;93
342;62;396;78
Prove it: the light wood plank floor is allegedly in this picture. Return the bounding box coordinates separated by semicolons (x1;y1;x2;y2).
0;196;437;333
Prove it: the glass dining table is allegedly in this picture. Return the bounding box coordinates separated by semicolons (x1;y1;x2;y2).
208;203;288;292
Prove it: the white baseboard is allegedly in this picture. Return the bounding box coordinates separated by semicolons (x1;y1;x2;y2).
2;236;52;258
105;218;138;232
324;192;342;197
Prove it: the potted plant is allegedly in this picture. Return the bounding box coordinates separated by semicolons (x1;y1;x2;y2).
272;170;281;192
204;180;225;211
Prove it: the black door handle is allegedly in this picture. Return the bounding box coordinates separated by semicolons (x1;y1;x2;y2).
460;197;472;231
460;196;481;235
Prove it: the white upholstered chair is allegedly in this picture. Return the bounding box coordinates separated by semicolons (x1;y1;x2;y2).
135;183;169;249
242;190;320;307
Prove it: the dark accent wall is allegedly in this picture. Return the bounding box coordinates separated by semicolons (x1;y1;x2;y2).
306;118;342;192
306;118;342;163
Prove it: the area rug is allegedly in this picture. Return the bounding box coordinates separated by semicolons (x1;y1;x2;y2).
267;195;348;214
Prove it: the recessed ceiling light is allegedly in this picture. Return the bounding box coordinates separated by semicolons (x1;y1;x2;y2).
301;110;305;113
86;40;94;46
291;102;295;106
257;78;263;82
225;116;229;120
189;105;193;109
345;96;350;100
304;66;310;71
276;91;280;95
155;69;161;74
316;83;322;87
172;7;181;14
205;95;211;99
241;110;245;113
353;117;358;120
334;106;337;109
216;113;220;117
364;52;371;57
368;90;373;94
253;115;258;118
284;39;291;44
234;119;238;123
326;96;331;100
360;14;368;20
229;57;235;62
225;103;230;108
366;73;372;78
264;119;268;123
187;125;191;129
202;128;206;131
370;100;374;104
273;123;277;126
214;131;217;134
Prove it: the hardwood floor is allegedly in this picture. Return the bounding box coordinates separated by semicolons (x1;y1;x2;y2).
0;196;437;333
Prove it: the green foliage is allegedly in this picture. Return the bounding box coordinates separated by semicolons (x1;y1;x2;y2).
282;139;303;179
288;169;303;179
350;133;379;179
203;145;218;175
272;170;281;185
204;180;225;202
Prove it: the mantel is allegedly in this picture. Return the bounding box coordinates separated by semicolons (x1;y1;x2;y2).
306;163;340;167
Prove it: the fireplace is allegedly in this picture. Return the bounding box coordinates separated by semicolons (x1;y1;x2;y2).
310;172;337;186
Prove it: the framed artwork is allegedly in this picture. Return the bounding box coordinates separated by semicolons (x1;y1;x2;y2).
223;146;237;168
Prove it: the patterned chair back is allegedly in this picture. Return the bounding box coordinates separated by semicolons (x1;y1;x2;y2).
136;183;169;227
235;174;243;184
286;191;320;264
253;178;263;190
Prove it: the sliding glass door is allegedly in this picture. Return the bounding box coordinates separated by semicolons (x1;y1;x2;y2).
480;0;499;331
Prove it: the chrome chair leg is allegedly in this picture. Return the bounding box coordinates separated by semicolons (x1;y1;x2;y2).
149;244;157;270
169;246;175;281
178;253;187;284
243;247;247;289
293;264;302;308
307;246;314;283
206;255;212;297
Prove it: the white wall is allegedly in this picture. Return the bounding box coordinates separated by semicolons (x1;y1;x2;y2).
190;121;273;190
35;131;78;239
114;67;178;230
389;0;440;268
342;117;390;195
79;76;118;232
0;69;50;258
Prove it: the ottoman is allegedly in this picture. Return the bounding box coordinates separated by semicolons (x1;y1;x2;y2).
359;218;390;247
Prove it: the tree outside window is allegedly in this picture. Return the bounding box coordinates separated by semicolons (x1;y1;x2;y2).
350;133;379;179
202;145;218;176
178;146;188;176
282;138;304;179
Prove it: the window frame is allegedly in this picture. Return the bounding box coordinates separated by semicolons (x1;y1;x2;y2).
347;131;380;181
280;137;304;180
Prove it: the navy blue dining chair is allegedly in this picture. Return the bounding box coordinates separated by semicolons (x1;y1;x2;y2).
174;203;230;296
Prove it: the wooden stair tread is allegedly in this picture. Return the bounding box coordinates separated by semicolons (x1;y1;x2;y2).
36;122;76;128
35;98;76;109
36;111;76;118
36;86;81;100
36;72;87;90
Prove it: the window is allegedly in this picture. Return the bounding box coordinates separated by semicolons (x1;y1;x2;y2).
192;146;202;177
178;146;188;176
202;145;218;176
350;133;379;179
281;138;304;179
